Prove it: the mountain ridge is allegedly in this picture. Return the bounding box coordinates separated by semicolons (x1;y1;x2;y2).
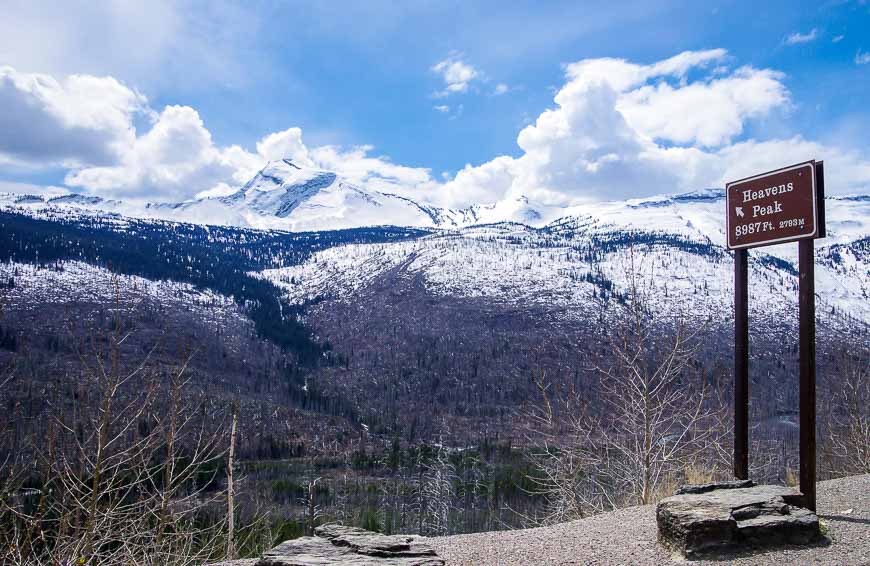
16;158;862;234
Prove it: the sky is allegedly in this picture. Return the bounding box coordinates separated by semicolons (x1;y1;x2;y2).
0;0;869;207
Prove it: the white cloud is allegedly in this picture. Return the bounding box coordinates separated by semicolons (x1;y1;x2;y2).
437;156;516;206
63;106;435;201
0;66;434;202
256;127;312;165
785;28;818;45
437;49;870;206
432;54;479;96
856;50;870;65
0;66;147;166
4;50;870;211
559;49;727;95
433;105;450;113
493;83;510;95
309;145;433;189
64;105;259;201
715;137;870;193
617;66;789;147
832;34;845;43
0;1;261;95
439;50;741;205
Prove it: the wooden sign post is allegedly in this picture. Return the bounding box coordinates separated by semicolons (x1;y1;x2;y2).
725;160;825;511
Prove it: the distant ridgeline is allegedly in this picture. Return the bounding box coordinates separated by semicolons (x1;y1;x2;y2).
0;209;429;365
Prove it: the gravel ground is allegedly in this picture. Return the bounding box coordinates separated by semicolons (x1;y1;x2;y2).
430;474;870;566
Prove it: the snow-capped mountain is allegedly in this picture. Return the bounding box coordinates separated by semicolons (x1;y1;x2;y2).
159;159;452;231
3;160;868;247
255;215;869;331
0;159;565;231
2;158;868;332
0;160;441;231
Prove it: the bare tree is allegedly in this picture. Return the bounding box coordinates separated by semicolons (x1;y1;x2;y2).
417;434;457;536
592;247;717;505
521;372;611;525
303;477;324;536
523;247;729;523
828;348;870;475
0;280;235;565
227;405;239;559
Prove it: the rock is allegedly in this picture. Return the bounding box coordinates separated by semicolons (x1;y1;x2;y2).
675;479;755;495
256;524;445;566
657;483;821;557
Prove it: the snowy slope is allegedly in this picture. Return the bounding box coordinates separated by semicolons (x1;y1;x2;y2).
162;159;445;231
2;158;867;332
256;218;869;330
0;160;565;231
0;160;450;231
3;160;867;245
558;190;870;263
0;260;246;330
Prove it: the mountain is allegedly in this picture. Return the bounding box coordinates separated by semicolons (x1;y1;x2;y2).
1;170;867;537
4;161;868;250
0;159;565;231
3;160;868;330
2;162;868;434
258;207;869;329
155;159;454;231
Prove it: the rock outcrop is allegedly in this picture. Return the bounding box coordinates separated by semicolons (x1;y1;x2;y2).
256;524;445;566
657;483;821;557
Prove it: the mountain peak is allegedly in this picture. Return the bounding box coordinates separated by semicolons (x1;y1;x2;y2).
241;159;326;193
261;158;304;175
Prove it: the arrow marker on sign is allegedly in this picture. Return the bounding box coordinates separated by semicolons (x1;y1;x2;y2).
736;206;745;218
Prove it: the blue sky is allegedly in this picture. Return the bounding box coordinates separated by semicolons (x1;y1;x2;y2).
1;0;869;205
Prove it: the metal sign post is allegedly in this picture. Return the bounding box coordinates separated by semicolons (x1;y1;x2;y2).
725;160;825;511
734;248;749;481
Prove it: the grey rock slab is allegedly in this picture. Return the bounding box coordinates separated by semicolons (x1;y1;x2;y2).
314;524;435;556
736;507;821;545
657;484;821;557
257;524;445;566
675;479;756;495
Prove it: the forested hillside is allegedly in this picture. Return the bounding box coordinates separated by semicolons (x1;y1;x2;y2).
0;202;866;561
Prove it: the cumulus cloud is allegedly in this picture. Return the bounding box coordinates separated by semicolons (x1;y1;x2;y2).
856;50;870;65
493;83;510;96
309;144;433;189
0;66;433;202
436;49;870;206
0;66;147;166
256;127;312;165
716;137;870;193
65;110;435;201
436;156;516;207
617;66;789;147
65;105;259;200
432;53;479;96
433;105;450;113
785;28;818;45
5;49;870;210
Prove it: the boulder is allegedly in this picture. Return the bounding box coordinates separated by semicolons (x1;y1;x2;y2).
257;524;445;566
657;483;821;557
674;479;755;495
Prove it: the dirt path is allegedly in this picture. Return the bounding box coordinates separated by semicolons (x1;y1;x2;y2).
431;474;870;565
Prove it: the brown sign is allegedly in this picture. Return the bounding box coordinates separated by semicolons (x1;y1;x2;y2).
726;161;820;249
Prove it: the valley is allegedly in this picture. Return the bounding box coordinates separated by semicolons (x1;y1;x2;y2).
0;160;867;553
